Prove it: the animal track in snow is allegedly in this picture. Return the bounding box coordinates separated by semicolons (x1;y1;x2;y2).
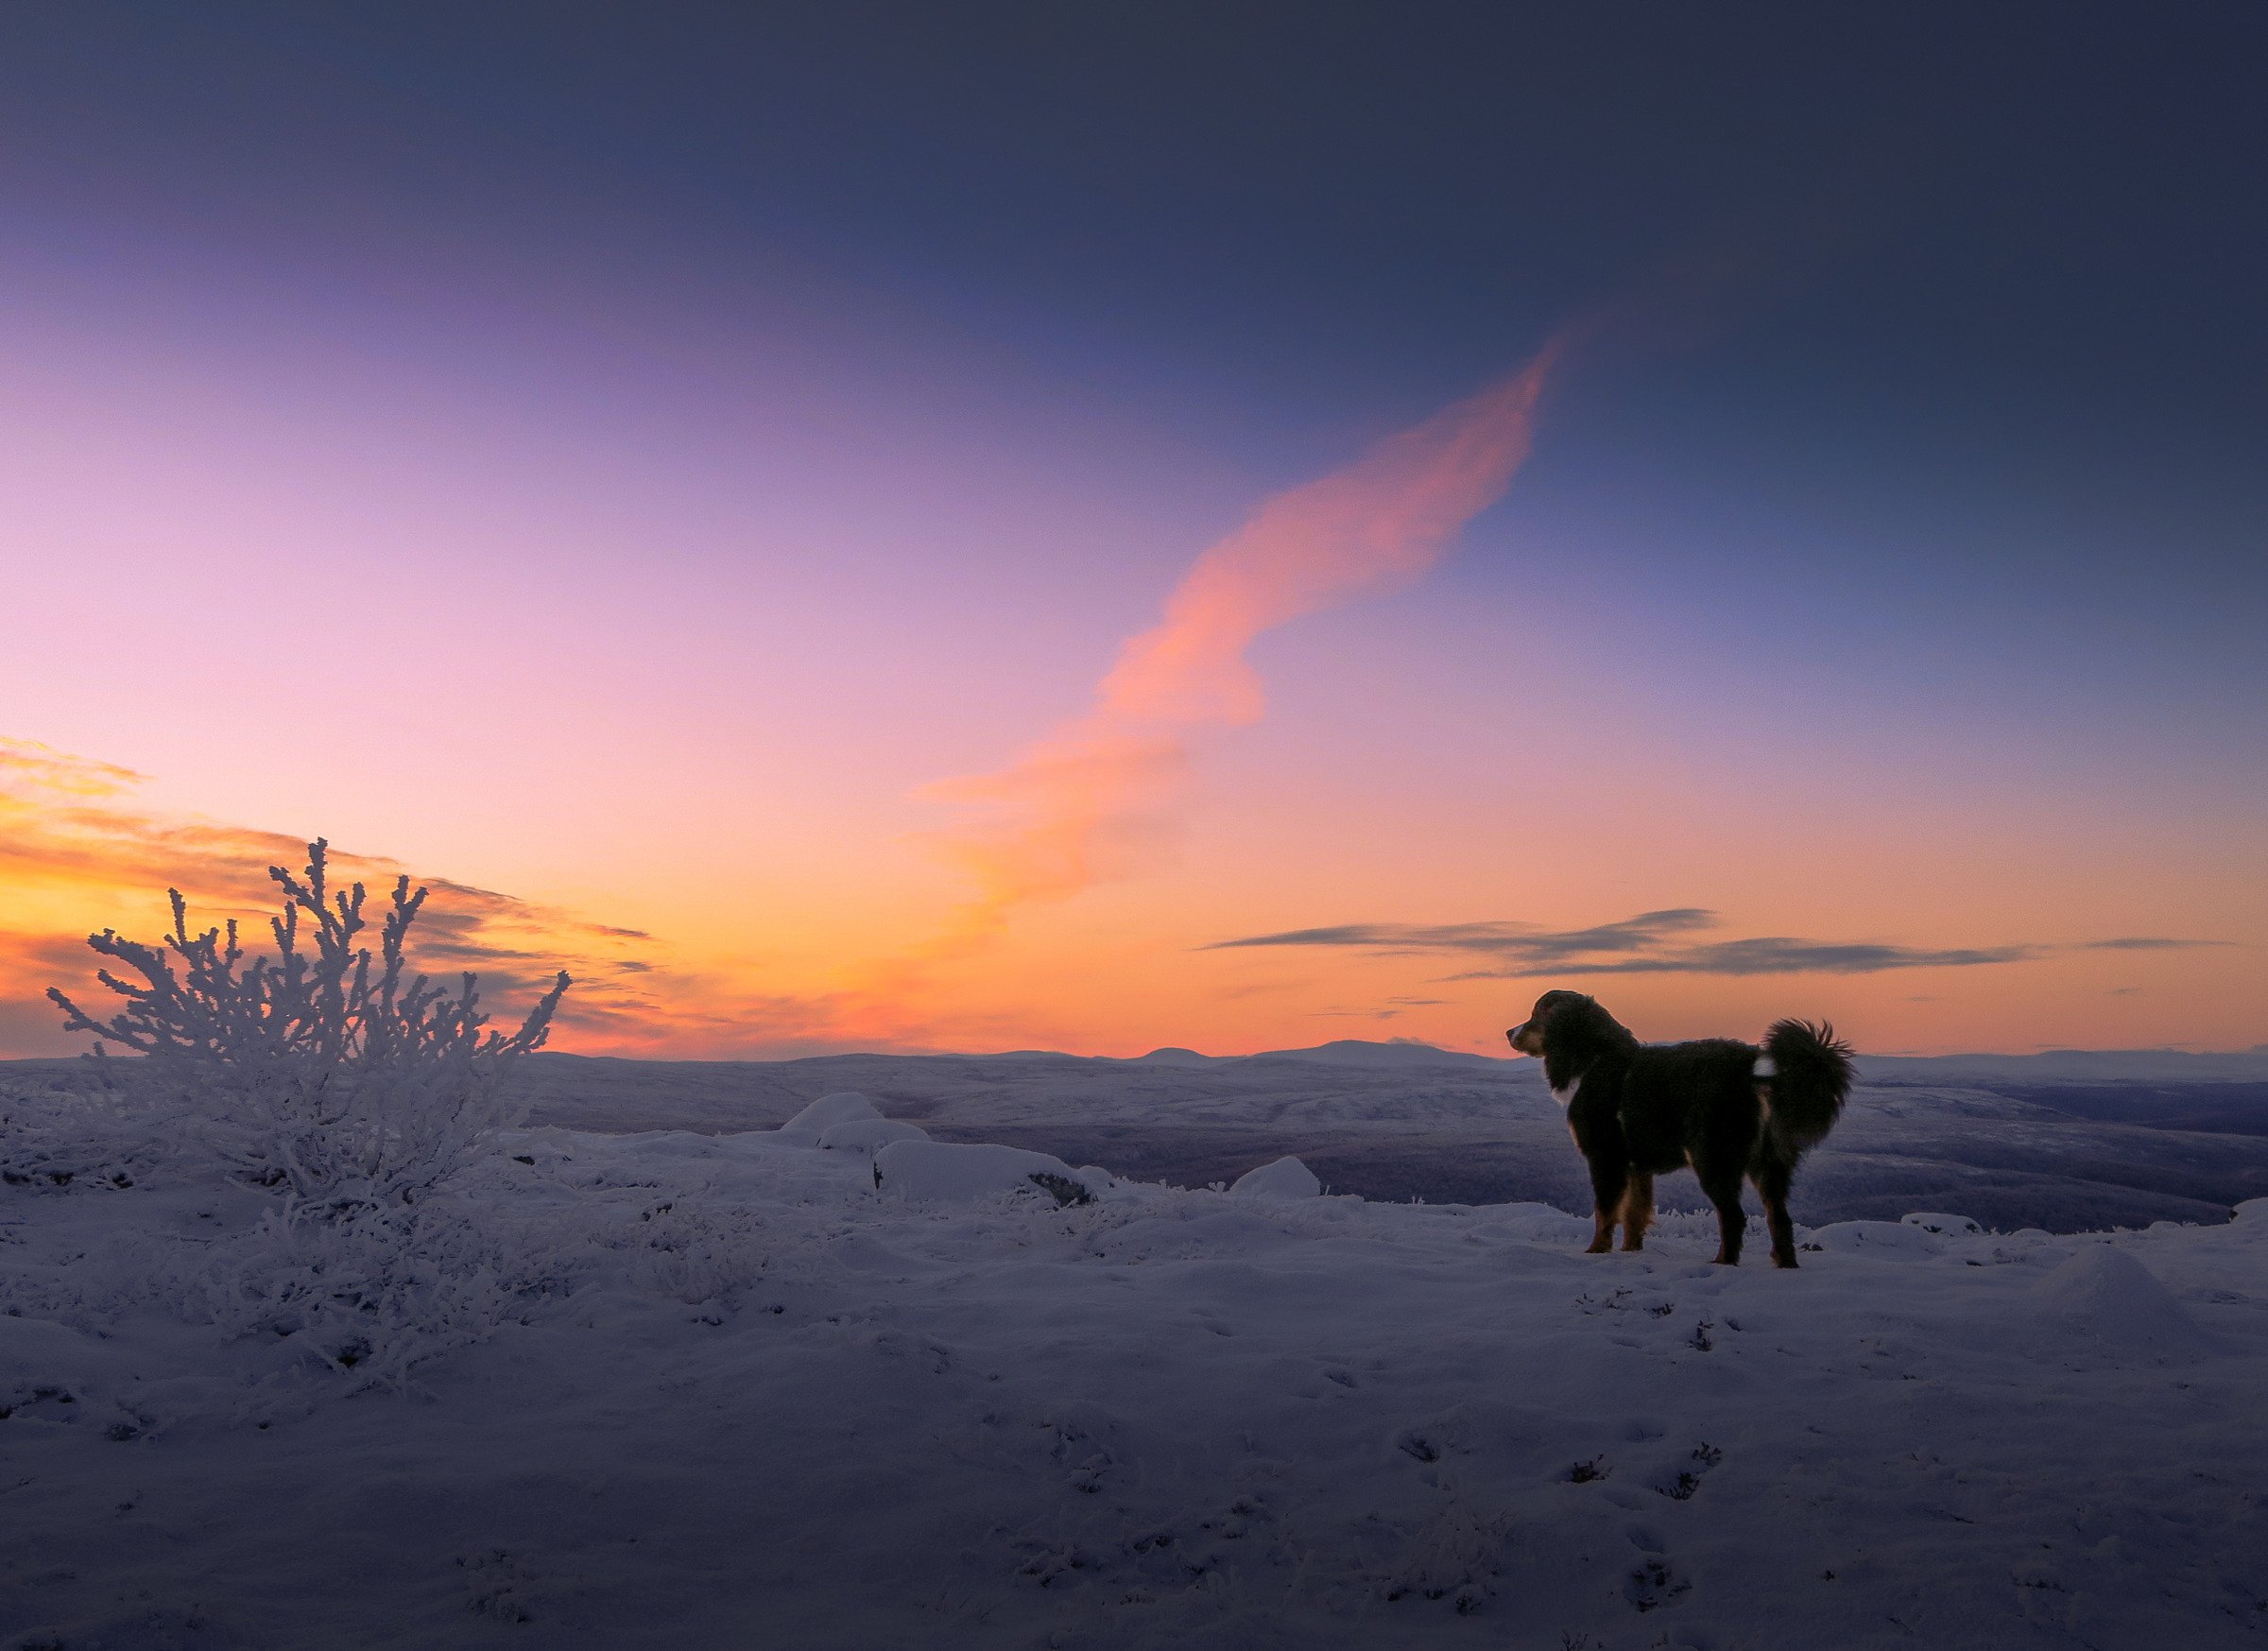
1625;1556;1691;1612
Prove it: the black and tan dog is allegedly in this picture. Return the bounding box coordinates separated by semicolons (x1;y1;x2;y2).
1507;990;1854;1267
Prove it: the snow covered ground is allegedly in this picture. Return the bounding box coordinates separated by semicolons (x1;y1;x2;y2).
5;1077;2266;1651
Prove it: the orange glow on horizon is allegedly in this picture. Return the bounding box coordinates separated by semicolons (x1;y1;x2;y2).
5;724;2260;1063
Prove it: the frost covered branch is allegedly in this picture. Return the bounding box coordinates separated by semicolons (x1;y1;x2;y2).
48;838;570;1213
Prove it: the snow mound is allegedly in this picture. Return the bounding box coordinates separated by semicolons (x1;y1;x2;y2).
872;1140;1089;1205
816;1118;928;1156
1;1313;111;1405
1476;1203;1593;1243
2031;1244;2215;1357
607;1130;740;1164
1901;1211;1984;1236
775;1092;882;1145
786;1092;882;1132
1134;1046;1211;1064
1228;1155;1322;1200
1804;1219;1944;1257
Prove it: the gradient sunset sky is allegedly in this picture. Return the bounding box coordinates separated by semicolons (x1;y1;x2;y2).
4;5;2262;1059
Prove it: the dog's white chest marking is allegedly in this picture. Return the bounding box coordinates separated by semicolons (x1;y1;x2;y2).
1551;1074;1583;1110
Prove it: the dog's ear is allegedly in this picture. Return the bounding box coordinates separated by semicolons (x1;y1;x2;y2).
1511;990;1585;1051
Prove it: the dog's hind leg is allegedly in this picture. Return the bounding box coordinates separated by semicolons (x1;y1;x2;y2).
1698;1165;1747;1265
1619;1172;1655;1251
1752;1157;1798;1268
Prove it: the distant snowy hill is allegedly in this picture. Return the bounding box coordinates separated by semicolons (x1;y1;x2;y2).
1249;1038;1510;1069
1862;1046;2268;1085
456;1041;2268;1234
9;1041;2265;1230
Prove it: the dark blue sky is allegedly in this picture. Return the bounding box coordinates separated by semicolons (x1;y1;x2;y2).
12;5;2264;535
12;6;2264;414
6;6;2266;735
9;3;2265;783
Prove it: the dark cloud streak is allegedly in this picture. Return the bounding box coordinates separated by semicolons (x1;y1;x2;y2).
1203;910;1715;963
1205;910;2221;979
1445;938;2039;979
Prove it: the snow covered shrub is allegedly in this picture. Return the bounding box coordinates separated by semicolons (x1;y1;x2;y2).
0;1223;165;1331
48;839;569;1215
632;1201;780;1305
180;1200;553;1393
0;1069;180;1192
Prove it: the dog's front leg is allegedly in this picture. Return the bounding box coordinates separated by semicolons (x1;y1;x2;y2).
1588;1206;1617;1253
1586;1161;1629;1254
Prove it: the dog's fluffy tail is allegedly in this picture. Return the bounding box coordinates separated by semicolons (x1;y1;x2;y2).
1760;1019;1854;1154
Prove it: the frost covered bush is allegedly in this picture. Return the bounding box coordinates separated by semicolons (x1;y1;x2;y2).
181;1201;561;1393
632;1202;781;1305
0;1070;180;1192
49;839;569;1214
0;1223;165;1331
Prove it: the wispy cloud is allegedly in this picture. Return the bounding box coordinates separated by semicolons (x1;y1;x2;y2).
1307;993;1448;1022
1204;909;2223;979
0;739;145;797
898;339;1571;966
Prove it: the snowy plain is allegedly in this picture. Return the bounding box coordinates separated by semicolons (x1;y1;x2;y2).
4;1046;2267;1650
499;1040;2268;1232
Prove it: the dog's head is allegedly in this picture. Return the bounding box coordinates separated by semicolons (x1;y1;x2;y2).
1506;989;1624;1058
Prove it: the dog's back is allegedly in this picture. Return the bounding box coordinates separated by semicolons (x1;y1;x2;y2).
1618;1039;1762;1175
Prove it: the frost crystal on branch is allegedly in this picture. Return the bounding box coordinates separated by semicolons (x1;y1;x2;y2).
48;838;570;1214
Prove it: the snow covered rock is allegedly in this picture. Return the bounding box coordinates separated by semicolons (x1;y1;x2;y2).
1477;1203;1592;1243
787;1092;883;1132
1804;1219;1944;1257
816;1117;928;1156
1228;1155;1322;1200
2031;1244;2216;1359
871;1140;1088;1205
776;1092;882;1147
1901;1211;1983;1236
